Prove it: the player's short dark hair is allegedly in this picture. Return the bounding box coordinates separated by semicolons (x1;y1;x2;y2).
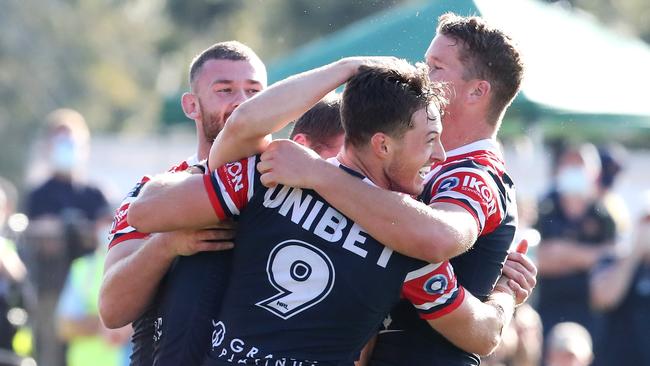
289;94;343;153
189;41;263;85
341;59;446;148
437;13;524;124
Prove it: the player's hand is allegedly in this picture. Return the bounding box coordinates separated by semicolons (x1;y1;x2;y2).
160;221;236;257
496;240;537;306
347;56;400;67
338;56;401;78
257;139;327;189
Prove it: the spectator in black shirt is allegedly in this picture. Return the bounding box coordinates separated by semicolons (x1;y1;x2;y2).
535;143;617;343
23;108;110;366
590;192;650;366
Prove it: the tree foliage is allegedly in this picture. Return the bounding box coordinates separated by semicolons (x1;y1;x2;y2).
1;0;648;189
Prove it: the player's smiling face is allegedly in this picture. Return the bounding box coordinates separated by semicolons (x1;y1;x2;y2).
385;105;445;196
193;59;267;142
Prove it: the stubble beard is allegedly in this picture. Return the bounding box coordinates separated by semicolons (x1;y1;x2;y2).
200;105;225;144
388;155;426;197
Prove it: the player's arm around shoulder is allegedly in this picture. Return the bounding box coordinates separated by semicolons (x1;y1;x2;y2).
127;171;219;233
402;259;506;356
274;161;478;263
422;246;536;356
208;57;381;170
427;286;515;356
424;201;479;259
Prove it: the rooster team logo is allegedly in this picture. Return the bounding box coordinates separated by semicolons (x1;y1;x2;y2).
437;176;459;192
423;274;448;295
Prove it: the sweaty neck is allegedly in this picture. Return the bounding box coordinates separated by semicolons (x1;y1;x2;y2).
336;147;389;190
441;111;498;151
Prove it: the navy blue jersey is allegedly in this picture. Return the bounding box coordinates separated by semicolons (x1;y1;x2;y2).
594;256;650;366
109;157;227;366
109;158;197;248
152;251;233;366
371;139;517;366
535;191;616;341
201;156;465;365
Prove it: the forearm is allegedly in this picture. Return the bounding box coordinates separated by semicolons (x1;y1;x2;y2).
590;254;640;310
58;316;102;340
428;291;514;356
311;163;474;263
537;240;609;276
99;236;176;328
209;59;359;169
128;173;217;233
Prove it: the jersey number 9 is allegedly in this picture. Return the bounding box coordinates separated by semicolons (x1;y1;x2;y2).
256;240;335;319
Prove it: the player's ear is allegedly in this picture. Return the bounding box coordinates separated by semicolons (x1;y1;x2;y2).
291;133;310;148
370;133;391;159
181;92;201;120
467;80;491;104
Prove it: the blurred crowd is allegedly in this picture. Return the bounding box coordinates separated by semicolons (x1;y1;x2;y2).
0;109;131;366
0;108;648;366
483;141;650;366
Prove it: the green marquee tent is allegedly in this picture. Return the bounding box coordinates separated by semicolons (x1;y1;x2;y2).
266;0;650;129
163;0;650;132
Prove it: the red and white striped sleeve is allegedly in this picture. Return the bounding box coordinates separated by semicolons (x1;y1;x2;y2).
427;166;505;235
202;156;257;220
401;261;465;320
107;176;151;249
107;160;192;250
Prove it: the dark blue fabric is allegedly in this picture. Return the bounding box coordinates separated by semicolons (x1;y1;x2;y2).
153;251;233;366
26;177;108;221
370;157;517;366
594;258;650;366
535;191;616;339
202;160;431;365
129;305;156;366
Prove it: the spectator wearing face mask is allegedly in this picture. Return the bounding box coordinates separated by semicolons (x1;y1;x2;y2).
590;191;650;366
22;108;110;366
534;143;618;357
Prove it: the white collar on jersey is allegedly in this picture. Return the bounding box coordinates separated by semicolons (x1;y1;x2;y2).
445;138;503;159
327;157;378;187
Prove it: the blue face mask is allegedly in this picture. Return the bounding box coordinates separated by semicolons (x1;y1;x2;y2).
555;166;592;195
51;136;80;173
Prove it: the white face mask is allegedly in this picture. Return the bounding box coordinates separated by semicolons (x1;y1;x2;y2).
556;166;593;196
51;135;80;173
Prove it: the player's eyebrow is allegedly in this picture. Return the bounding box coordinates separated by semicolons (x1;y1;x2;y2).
426;55;445;65
212;79;263;86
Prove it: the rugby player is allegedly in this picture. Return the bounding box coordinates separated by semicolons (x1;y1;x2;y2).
249;13;531;366
99;41;267;365
142;95;345;365
289;93;345;159
127;57;527;365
